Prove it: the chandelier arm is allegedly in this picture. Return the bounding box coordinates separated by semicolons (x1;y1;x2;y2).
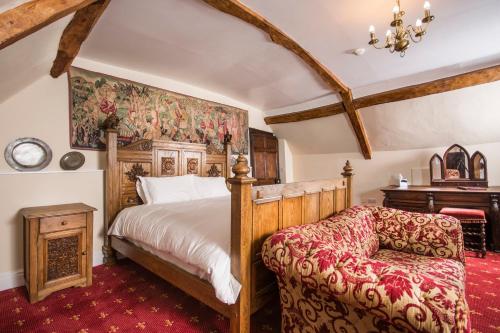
407;26;423;44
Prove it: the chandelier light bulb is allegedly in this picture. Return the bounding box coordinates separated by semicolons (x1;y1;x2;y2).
424;1;431;10
392;5;400;14
386;30;392;37
369;25;375;33
416;19;422;27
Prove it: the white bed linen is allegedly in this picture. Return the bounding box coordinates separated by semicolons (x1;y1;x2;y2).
108;195;240;304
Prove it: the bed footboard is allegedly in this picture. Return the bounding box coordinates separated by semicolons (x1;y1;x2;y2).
228;157;354;332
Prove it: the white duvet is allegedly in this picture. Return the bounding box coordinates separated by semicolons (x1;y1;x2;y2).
108;195;240;304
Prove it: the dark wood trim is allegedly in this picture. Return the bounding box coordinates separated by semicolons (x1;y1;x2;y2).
50;0;110;78
264;102;344;125
0;0;96;50
264;64;500;124
249;128;280;185
354;65;500;109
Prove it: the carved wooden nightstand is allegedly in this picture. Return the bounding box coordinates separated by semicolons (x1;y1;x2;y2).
21;203;96;303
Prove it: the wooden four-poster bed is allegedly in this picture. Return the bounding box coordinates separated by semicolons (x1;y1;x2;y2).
102;128;354;333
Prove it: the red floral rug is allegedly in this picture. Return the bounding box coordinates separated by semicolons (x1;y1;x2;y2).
0;252;498;333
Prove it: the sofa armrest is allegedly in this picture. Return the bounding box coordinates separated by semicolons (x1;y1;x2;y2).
375;207;465;263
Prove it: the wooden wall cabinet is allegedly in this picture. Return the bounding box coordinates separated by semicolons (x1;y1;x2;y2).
21;203;96;303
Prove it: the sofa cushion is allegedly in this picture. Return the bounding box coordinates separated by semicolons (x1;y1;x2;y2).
369;249;466;331
326;205;379;258
374;206;465;263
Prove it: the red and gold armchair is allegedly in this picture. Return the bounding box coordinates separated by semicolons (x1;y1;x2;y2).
262;206;469;333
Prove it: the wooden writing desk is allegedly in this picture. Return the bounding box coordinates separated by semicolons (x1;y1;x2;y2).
381;185;500;251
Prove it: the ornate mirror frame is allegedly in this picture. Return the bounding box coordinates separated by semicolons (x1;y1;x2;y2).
430;144;488;187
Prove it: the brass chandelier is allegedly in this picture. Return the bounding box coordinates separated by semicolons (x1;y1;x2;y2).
368;0;435;57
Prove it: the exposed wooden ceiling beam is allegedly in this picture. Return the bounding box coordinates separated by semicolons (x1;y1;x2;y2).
265;64;500;125
353;64;500;109
0;0;96;51
201;0;372;159
201;0;349;94
341;90;372;159
50;0;110;78
265;102;344;125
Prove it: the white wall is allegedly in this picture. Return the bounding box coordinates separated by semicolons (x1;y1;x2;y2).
0;59;271;290
278;139;294;183
293;142;500;206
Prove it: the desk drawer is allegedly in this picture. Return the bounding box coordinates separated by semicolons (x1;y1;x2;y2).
40;214;86;233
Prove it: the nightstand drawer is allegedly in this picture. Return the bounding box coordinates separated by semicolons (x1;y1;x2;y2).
40;213;86;233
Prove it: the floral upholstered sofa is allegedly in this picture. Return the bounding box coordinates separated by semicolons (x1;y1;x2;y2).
262;206;470;333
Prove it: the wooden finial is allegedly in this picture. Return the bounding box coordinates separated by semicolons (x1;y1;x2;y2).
224;131;233;145
342;160;354;177
103;113;120;130
232;154;250;179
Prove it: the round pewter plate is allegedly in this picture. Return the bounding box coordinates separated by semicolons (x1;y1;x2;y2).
4;137;52;171
60;151;85;170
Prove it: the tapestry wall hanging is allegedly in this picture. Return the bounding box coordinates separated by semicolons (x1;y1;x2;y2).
69;67;249;154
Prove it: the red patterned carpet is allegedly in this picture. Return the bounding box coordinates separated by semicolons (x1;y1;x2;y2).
0;252;499;333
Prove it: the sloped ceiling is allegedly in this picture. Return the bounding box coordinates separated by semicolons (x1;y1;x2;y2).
1;0;499;154
0;11;71;103
274;80;500;154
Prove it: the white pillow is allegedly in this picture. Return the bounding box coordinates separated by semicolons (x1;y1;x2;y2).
138;175;200;205
193;176;230;199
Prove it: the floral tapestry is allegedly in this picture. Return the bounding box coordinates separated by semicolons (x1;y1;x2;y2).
69;67;248;154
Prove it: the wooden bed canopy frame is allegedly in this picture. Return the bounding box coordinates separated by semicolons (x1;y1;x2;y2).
103;128;354;333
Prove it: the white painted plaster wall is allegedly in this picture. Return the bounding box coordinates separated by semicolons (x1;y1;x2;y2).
0;59;271;290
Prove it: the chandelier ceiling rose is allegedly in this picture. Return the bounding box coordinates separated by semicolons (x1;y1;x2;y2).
368;0;435;57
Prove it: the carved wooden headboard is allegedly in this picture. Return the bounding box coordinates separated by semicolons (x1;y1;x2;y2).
104;129;231;223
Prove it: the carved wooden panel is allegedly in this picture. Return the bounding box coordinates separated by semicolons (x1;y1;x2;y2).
186;158;200;175
156;149;180;176
304;192;320;224
320;190;335;220
120;162;152;208
183;151;204;176
121;162;152;186
47;236;79;281
252;201;281;261
161;157;176;176
206;163;223;177
282;196;303;228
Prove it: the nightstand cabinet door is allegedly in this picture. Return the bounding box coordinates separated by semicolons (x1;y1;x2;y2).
38;228;87;291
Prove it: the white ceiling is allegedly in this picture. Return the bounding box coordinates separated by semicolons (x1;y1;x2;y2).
1;0;500;155
78;0;500;113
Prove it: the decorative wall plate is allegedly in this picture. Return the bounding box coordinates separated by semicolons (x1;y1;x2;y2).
4;137;52;171
60;151;85;170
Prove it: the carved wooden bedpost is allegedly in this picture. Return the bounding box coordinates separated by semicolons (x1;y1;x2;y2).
342;160;354;207
227;154;256;333
224;131;233;179
103;128;118;265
